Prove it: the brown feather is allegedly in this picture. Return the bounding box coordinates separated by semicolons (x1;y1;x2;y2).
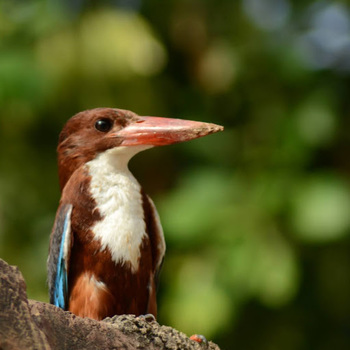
61;165;155;319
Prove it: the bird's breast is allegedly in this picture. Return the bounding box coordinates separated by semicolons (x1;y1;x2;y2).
87;153;147;273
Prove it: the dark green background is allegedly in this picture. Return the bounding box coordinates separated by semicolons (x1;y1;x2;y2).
1;1;350;348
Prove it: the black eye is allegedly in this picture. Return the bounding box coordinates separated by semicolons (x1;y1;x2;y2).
95;118;113;132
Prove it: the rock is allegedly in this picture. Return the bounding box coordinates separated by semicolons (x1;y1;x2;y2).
0;259;220;350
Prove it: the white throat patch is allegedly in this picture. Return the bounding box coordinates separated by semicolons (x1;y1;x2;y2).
87;145;152;272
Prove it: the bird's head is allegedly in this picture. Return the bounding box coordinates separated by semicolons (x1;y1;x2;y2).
57;108;223;190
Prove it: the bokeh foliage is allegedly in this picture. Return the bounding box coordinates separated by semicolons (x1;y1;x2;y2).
1;0;350;348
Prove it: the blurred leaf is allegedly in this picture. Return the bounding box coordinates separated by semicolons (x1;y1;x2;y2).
290;174;350;242
36;9;167;82
159;168;235;245
162;255;232;338
294;90;337;147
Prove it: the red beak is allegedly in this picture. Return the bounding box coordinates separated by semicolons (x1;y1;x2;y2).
110;116;224;146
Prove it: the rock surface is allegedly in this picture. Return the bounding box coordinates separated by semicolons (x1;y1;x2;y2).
0;259;220;350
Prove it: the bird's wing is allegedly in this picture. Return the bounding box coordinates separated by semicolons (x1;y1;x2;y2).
142;194;166;316
47;203;73;309
143;194;166;285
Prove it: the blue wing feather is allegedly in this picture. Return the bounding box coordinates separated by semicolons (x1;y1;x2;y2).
48;203;73;309
53;205;72;308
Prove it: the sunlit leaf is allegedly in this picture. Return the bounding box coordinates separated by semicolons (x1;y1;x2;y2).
162;255;233;337
290;175;350;242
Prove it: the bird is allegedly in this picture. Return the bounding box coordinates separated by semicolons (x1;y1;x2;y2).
47;107;223;321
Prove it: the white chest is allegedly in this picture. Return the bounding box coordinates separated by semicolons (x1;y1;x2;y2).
87;146;150;272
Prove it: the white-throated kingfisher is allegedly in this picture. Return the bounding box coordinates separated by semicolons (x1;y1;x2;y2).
47;108;223;320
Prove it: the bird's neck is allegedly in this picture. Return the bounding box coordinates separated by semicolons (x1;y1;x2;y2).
91;145;153;173
85;145;152;272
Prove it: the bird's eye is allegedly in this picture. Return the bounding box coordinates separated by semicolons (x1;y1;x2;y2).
95;118;113;133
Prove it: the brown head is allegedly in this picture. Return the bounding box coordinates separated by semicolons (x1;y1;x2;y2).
57;108;224;190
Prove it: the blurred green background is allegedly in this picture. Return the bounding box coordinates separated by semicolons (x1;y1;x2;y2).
1;0;350;348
